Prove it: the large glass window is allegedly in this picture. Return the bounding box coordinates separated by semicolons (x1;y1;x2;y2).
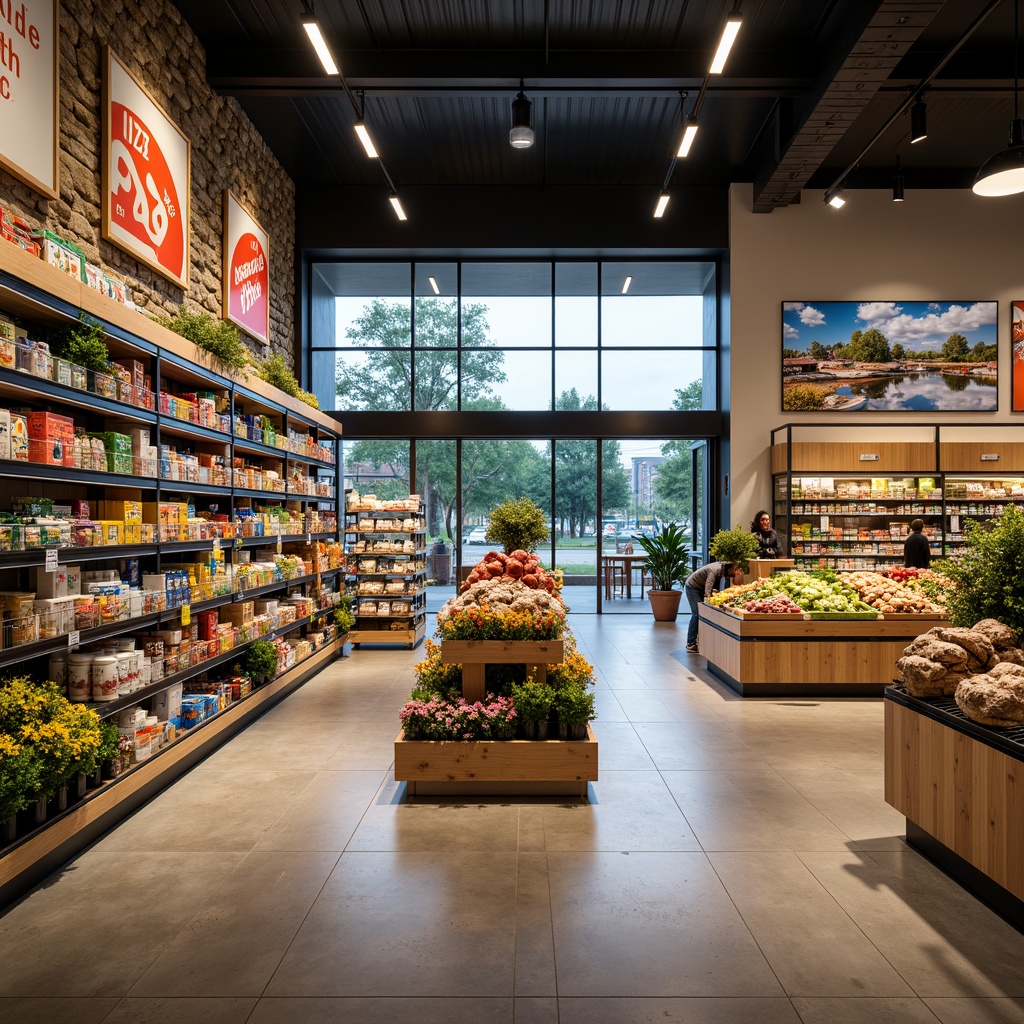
313;258;716;413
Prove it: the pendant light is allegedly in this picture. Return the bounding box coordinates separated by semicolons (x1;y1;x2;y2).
974;0;1024;196
892;157;905;202
509;80;534;149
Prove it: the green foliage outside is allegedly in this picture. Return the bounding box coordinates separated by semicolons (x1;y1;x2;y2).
933;503;1024;635
47;314;110;371
708;525;760;573
156;308;251;375
654;380;702;524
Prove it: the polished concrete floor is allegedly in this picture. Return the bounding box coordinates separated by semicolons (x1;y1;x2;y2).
2;616;1024;1023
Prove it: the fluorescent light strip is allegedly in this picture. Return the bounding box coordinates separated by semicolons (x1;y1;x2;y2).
354;122;379;158
621;276;633;294
428;276;440;294
389;194;408;221
302;18;339;76
709;15;742;75
676;122;699;158
653;193;670;218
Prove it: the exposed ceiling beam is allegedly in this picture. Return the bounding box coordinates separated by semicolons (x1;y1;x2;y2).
751;0;947;213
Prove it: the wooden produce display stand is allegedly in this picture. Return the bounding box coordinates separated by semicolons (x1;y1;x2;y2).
884;688;1024;929
394;639;598;797
698;604;945;697
743;558;795;584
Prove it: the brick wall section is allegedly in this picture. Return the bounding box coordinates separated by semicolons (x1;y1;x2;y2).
0;0;296;367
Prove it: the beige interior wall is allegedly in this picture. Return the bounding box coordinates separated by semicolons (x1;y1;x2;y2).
729;182;1023;530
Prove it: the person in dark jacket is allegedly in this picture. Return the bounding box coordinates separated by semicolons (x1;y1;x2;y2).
903;518;931;568
751;509;780;559
683;561;745;652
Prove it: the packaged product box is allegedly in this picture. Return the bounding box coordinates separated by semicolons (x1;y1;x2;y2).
98;499;142;522
9;412;28;461
96;521;123;545
31;230;87;283
95;432;133;474
33;565;69;599
27;411;74;467
0;408;10;460
123;522;141;544
84;262;105;293
220;600;255;625
0;317;15;370
65;565;81;596
121;557;141;589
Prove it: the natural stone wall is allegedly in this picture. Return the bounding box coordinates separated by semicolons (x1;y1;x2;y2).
0;0;296;366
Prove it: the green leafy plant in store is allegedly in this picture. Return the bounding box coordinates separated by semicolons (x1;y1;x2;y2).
47;314;110;372
933;502;1024;634
333;594;355;634
511;679;555;724
708;525;760;574
256;352;299;396
486;496;549;554
155;308;251;376
245;640;279;686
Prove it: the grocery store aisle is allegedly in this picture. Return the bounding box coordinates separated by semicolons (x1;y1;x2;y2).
2;616;1024;1024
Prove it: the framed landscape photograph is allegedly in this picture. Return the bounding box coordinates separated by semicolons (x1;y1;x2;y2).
102;47;190;289
222;190;270;346
0;0;58;197
782;301;998;412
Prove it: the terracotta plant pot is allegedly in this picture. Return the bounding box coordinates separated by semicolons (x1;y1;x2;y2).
647;589;682;622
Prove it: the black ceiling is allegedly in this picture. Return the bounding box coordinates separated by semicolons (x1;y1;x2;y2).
172;0;1020;212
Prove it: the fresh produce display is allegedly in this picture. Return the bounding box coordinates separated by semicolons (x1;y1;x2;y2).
742;595;804;614
461;549;560;593
708;568;945;618
844;570;944;615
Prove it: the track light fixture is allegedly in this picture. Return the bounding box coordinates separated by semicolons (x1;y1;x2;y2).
892;157;905;202
509;79;535;149
974;0;1024;196
709;5;743;75
301;8;338;76
653;192;670;218
354;121;378;159
677;118;699;158
388;194;407;221
910;98;927;143
824;185;846;209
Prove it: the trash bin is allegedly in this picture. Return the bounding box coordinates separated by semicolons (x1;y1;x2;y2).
429;541;451;585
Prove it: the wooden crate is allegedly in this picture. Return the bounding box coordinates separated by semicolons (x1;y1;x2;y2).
441;638;564;701
395;725;598;797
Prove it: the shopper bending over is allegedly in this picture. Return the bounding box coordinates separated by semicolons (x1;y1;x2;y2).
903;518;931;569
684;561;745;653
751;509;780;559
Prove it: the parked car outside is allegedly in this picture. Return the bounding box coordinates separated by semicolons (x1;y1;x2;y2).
465;527;490;544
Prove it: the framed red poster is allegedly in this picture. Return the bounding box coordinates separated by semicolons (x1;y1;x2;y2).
102;47;190;289
223;190;270;345
0;0;58;197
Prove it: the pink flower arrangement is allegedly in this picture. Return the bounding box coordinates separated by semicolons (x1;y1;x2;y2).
399;693;517;741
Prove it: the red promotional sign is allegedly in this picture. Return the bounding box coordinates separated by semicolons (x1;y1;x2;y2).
109;101;185;281
228;231;269;340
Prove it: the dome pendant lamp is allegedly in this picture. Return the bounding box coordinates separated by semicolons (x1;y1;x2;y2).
509;79;535;149
974;0;1024;196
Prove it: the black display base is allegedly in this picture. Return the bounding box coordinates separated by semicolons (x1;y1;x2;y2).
906;819;1024;935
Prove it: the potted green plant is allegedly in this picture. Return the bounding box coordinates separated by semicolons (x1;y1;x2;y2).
333;595;355;636
154;308;251;377
552;682;596;740
511;678;556;739
633;522;691;621
245;640;279;686
47;314;110;372
486;497;549;554
708;526;759;575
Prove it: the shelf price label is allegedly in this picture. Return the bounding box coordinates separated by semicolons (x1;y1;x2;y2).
181;604;191;626
67;630;80;648
45;548;58;572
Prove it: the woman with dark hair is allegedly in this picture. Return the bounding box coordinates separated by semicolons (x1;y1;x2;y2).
751;509;780;559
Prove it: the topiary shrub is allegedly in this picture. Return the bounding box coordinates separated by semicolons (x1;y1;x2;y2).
486;497;549;554
708;525;760;573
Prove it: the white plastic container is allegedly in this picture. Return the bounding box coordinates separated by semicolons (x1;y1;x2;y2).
91;655;119;702
67;653;91;702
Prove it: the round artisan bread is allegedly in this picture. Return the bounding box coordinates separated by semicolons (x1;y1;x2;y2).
972;618;1019;651
954;673;1024;728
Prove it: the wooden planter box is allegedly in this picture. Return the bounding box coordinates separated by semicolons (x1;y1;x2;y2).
395;725;598;797
395;637;597;796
